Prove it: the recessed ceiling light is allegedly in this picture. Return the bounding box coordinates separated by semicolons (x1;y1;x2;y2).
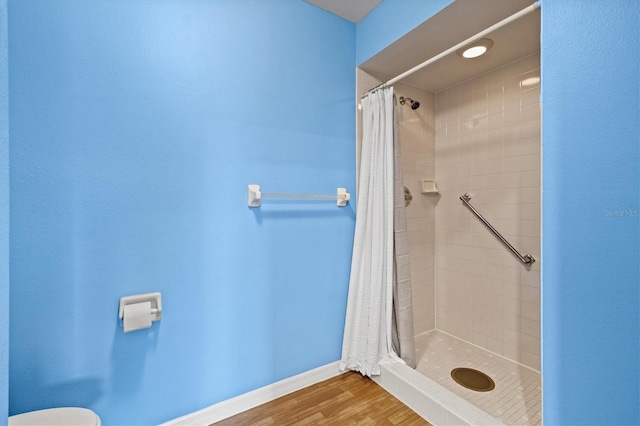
457;38;494;59
463;46;487;58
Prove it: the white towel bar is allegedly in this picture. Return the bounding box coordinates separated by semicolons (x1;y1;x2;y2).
248;185;350;207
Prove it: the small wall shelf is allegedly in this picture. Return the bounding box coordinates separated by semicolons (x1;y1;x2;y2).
420;179;439;194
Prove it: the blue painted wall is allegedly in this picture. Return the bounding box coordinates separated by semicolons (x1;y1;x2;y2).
8;1;355;424
541;1;639;424
355;0;454;65
0;0;9;423
8;0;640;425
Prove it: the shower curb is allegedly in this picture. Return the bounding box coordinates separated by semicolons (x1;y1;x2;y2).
373;362;504;425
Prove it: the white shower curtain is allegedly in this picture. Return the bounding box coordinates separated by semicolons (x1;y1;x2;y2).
339;87;396;376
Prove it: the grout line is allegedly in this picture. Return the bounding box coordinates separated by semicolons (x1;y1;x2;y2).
434;328;540;375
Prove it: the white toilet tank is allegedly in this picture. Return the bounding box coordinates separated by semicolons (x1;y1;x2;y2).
9;407;101;426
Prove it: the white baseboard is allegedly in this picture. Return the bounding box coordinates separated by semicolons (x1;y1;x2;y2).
162;361;343;425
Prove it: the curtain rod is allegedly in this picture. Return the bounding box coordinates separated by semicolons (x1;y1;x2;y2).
364;1;540;96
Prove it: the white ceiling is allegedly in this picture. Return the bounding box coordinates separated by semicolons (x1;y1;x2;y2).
304;0;382;23
307;0;540;92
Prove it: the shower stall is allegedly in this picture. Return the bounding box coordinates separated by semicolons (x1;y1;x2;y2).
353;2;541;425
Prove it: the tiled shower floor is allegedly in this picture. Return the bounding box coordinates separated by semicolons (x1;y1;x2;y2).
415;330;541;425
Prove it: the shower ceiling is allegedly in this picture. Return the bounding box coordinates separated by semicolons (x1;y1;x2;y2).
355;0;540;93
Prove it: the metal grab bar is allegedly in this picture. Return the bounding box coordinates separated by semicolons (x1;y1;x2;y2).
459;193;536;266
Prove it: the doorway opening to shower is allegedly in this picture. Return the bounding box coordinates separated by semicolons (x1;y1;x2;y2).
355;1;541;424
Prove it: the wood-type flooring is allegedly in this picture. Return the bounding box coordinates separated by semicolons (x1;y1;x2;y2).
212;371;431;426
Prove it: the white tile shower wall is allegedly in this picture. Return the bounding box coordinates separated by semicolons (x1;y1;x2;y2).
434;53;541;370
395;83;436;337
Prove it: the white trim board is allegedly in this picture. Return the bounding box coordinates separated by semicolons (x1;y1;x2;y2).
161;361;343;425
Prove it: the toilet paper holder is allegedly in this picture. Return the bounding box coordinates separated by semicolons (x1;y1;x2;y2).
119;292;162;323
